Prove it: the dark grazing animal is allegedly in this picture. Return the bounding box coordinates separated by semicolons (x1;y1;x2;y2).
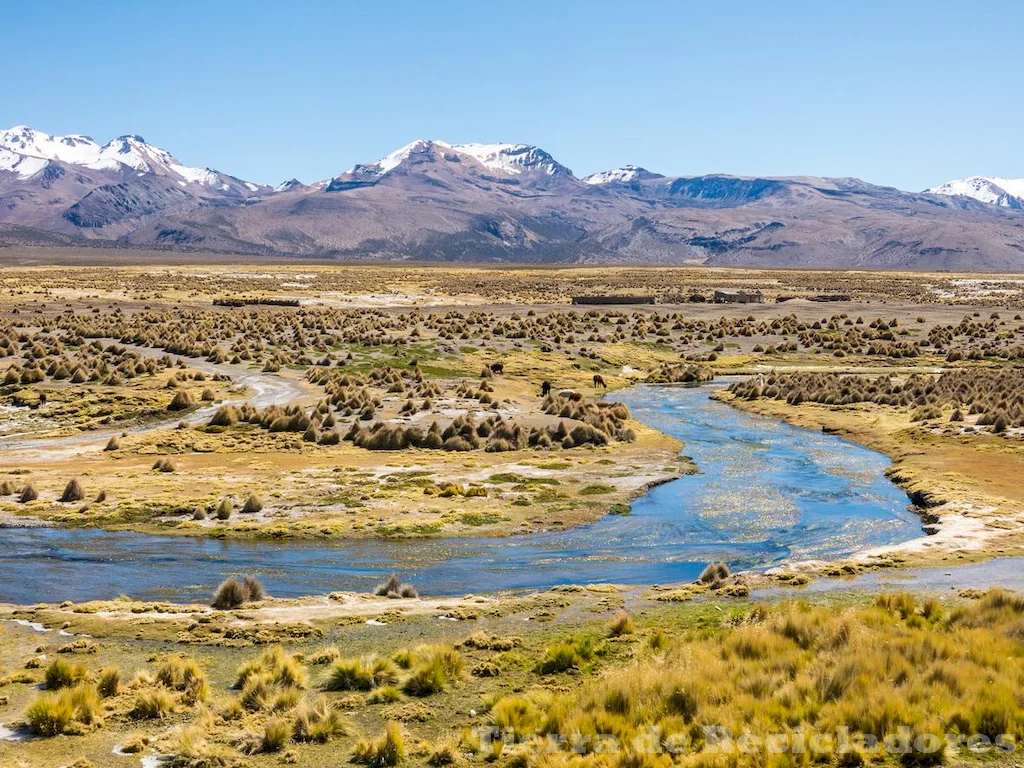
541;380;552;396
593;374;607;388
490;362;504;374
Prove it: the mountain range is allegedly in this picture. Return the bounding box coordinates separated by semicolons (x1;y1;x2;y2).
2;126;1024;270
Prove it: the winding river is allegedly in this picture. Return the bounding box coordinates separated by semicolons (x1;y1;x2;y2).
0;383;925;604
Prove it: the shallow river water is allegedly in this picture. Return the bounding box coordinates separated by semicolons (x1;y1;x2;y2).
0;383;925;603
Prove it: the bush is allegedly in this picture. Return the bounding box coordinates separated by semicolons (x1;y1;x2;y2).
156;656;209;703
374;572;418;598
152;458;176;473
172;727;237;767
26;693;74;735
208;405;241;427
19;483;39;503
60;478;85;503
306;646;341;666
233;647;308;712
212;577;246;609
427;741;459;767
211;574;266;609
241;493;264;514
699;562;731;584
240;673;274;711
402;658;447;696
243;574;266;602
167;389;196;411
215;498;232;519
368;685;402;704
353;721;405;766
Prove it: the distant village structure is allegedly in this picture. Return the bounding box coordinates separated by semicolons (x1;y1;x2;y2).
713;289;765;304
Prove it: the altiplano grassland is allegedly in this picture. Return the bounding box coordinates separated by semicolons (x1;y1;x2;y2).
2;260;1024;768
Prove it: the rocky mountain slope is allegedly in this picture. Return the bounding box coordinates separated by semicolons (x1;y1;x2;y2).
3;126;1024;270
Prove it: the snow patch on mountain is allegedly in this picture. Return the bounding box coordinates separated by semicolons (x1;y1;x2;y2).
927;176;1024;209
582;165;661;185
450;142;567;177
0;148;49;179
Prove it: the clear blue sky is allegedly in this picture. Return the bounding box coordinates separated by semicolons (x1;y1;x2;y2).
3;0;1020;190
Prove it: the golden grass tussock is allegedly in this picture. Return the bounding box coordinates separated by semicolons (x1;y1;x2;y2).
353;721;406;766
155;656;210;704
608;612;636;637
26;683;102;736
291;695;349;743
44;658;88;689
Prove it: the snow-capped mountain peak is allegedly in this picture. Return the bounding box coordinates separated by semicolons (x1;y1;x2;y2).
927;175;1024;209
0;125;264;193
274;178;306;193
582;165;663;185
337;140;574;183
0;125;101;167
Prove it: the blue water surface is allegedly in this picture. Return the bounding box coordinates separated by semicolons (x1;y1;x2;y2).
0;383;922;603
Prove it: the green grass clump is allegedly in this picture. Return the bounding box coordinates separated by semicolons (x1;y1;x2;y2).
402;646;464;696
535;634;594;674
325;656;398;691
